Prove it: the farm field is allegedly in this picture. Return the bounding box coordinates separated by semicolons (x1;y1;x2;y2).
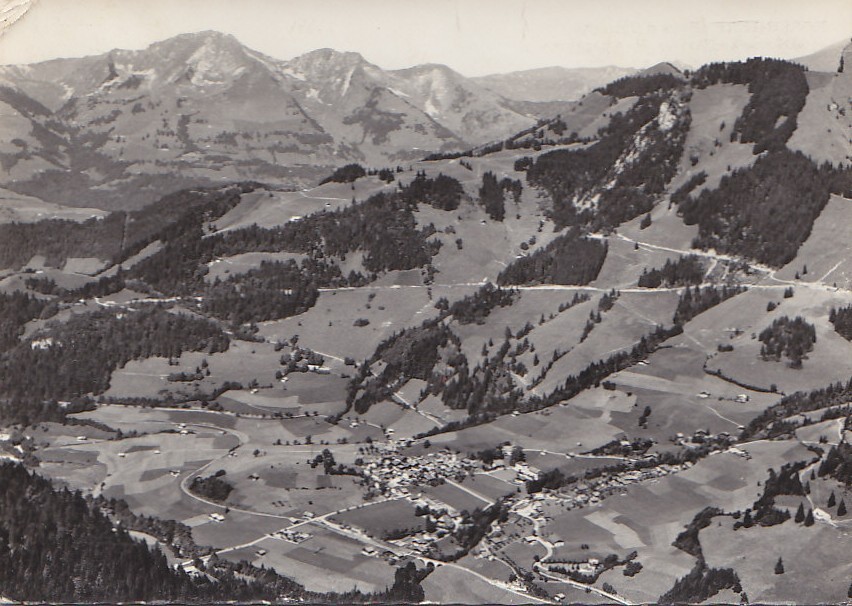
420;564;535;604
331;498;424;539
220;526;399;593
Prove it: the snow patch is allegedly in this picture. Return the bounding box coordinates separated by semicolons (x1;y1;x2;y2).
281;67;306;81
340;67;355;96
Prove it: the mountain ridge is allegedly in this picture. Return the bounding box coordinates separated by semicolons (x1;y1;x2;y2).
0;30;567;210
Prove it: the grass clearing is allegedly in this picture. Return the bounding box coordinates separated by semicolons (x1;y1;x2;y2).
332;498;424;539
223;526;397;593
420;564;533;604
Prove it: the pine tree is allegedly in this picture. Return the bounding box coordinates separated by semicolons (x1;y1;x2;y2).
828;491;836;507
774;557;785;575
838;499;847;516
794;502;805;523
804;509;815;526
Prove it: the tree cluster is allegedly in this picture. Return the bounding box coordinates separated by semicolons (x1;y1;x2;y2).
742;378;852;440
0;462;204;602
758;315;816;366
477;172;522;221
829;305;852;341
319;163;367;184
497;228;608;286
350;322;459;414
188;470;234;503
679;150;850;267
436;502;508;562
401;172;465;211
0;462;432;603
447;283;517;325
638;255;705;288
818;443;852;486
202;259;321;326
658;561;742;604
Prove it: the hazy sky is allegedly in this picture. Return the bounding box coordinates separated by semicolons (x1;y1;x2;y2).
0;0;849;75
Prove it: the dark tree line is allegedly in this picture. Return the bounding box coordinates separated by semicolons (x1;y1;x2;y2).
319;163;367;184
742;378;852;440
740;462;807;528
446;283;517;325
669;171;707;205
0;185;248;271
658;560;742;604
530;324;683;411
435;501;508;562
672;507;724;557
479;171;506;221
679;149;851;267
638;255;705;288
527;444;714;494
672;285;746;325
439;340;523;416
131;189;442;296
497;228;608;286
592;187;655;232
597;73;684;98
0;307;229;402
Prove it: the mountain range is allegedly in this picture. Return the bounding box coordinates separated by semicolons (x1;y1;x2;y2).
0;31;641;210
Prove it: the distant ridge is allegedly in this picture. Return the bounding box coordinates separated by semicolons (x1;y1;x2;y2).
472;65;638;101
795;38;851;72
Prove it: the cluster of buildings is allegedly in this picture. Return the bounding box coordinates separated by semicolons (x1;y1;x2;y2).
559;460;693;509
271;528;311;543
360;450;476;495
392;498;463;555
